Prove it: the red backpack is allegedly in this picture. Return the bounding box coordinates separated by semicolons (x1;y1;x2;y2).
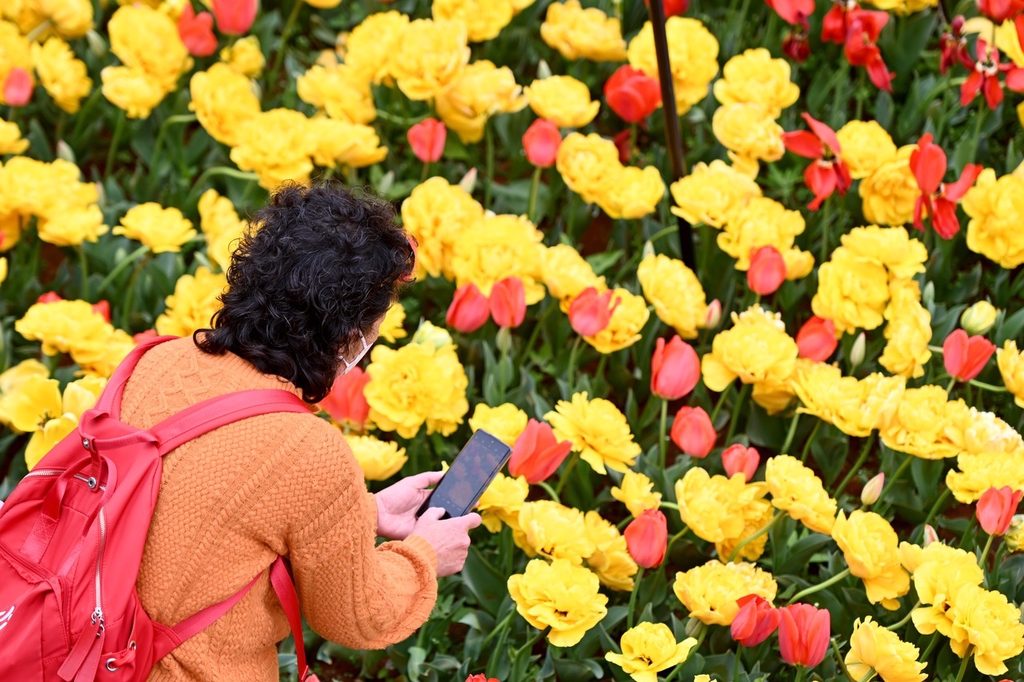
0;336;320;682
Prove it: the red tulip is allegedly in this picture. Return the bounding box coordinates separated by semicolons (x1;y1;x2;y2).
408;118;446;164
644;0;689;16
613;129;633;164
568;287;619;337
705;299;722;329
178;3;218;57
778;603;830;667
91;300;111;323
604;66;661;123
747;246;786;296
782;29;810;62
843;9;894;92
909;133;983;239
977;0;1024;22
465;675;500;682
211;0;257;35
318;366;371;430
509;419;573;484
624;509;668;568
133;329;159;344
489;277;526;329
670;406;716;458
651;335;700;400
721;444;760;482
731;595;780;647
764;0;814;25
782;113;852;210
522;119;561;168
796;316;838;362
36;292;63;304
446;283;490;333
960;40;1024;111
939;16;973;74
943;328;995;382
820;1;850;43
3;67;32;107
977;486;1024;535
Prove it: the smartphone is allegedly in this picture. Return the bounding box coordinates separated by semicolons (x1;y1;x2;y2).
417;429;512;519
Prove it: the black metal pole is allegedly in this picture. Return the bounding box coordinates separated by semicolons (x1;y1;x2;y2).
646;0;697;271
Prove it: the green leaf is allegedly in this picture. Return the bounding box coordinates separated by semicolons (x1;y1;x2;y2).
406;646;427;680
460;546;508;618
585;250;624;277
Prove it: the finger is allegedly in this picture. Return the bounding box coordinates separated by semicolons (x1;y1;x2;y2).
405;470;445;488
419;506;446;522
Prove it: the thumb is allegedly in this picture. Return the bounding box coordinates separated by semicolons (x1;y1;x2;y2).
406;470;444;488
458;512;482;530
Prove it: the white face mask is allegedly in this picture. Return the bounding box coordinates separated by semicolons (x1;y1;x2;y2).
338;331;372;375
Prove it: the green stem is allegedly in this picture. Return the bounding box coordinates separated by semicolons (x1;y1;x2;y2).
725;383;751;445
709;384;731;425
832;637;858;682
528;166;542;223
920;488;951;537
885;602;919;631
118;255;150;330
536;480;560;504
919;633;940;662
648;225;678;246
819;196;832;264
480;610;516;650
189;167;260;197
946;376;957;394
979;532;995;581
660;501;679;511
666;526;689;556
794;665;807;682
104;111;127;179
664;626;705;682
952;646;972;682
856;672;876;682
780;412;800;455
876;455;913;510
566;336;582;397
420;161;430;183
267;0;302;92
728;510;784;562
95;245;150;295
512;626;548;660
374;109;429;127
554;455;578;496
148;114;198;194
626;566;645;630
77;245;90;301
969;379;1008;392
659;399;669;471
786;567;852;605
799;420;821;463
834;434;874;499
484;124;495;209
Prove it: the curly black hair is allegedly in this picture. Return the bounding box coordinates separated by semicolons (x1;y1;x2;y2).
194;182;415;403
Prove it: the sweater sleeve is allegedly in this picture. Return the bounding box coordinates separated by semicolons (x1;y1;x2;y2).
286;426;439;650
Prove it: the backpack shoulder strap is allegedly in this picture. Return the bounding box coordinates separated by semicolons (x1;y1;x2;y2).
95;335;177;417
83;389;311;455
166;558;317;681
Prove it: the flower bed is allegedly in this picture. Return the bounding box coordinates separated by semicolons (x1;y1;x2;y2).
2;0;1024;680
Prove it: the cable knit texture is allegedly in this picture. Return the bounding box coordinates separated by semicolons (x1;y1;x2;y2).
118;337;438;682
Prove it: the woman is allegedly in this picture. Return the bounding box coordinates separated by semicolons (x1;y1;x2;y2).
117;183;480;681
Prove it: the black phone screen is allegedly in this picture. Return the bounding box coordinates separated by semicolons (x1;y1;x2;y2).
419;429;512;518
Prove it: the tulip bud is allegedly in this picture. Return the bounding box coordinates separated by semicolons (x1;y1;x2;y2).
796;316;838;362
922;524;939;546
212;0;258;36
178;3;219;57
704;299;722;330
412;320;454;350
465;675;500;682
777;604;830;668
721;444;759;482
644;0;689;15
490;277;526;329
731;595;780;647
568;287;619;337
86;29;108;58
376;170;395;195
670;406;717;458
56;140;75;164
642;240;656;260
651;336;700;400
495;325;513;355
782;30;810;62
509;419;573;484
537;59;553;80
1004;515;1024;552
977;486;1024;535
3;68;32;107
318;366;371;430
860;473;884;506
408;118;446;164
684;618;705;638
849;332;866;369
522;119;562;168
943;328;996;382
747;246;787;296
624;509;668;568
922;280;935;312
604;65;661;123
960;300;999;336
91;300;111;323
446;283;490;333
458;167;478;194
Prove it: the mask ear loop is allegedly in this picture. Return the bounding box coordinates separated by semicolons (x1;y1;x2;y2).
338;331;371;375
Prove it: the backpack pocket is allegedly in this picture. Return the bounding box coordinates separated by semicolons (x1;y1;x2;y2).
0;547;71;681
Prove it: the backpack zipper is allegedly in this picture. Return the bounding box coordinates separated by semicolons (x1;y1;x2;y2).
23;469;104;491
91;508;106;634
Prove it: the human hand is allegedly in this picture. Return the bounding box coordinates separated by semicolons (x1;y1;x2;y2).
374;470;444;540
410;507;482;577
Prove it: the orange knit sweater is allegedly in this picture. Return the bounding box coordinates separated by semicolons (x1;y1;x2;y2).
118;337;438;682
